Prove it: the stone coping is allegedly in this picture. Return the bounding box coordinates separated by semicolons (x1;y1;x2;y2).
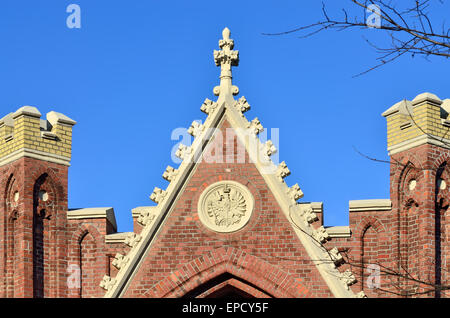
325;226;351;238
105;232;134;244
67;207;117;231
349;199;392;212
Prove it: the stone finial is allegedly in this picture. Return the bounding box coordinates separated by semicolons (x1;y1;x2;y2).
100;275;116;291
276;161;290;182
213;27;239;98
124;233;142;248
222;27;231;42
112;253;129;270
150;187;166;204
162;166;178;182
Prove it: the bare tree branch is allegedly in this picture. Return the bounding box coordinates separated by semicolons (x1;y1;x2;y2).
263;0;449;76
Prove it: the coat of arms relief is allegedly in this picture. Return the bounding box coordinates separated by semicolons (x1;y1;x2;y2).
198;181;254;233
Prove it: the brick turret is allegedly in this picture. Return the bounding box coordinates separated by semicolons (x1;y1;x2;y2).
382;93;450;297
0;106;76;297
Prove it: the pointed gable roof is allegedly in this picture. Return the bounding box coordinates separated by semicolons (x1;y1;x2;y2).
101;28;360;298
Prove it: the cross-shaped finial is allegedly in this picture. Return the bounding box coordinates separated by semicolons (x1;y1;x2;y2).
213;28;239;97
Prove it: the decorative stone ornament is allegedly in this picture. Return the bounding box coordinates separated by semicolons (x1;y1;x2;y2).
197;181;254;233
100;275;116;291
355;291;367;298
248;118;264;135
150;187;166;204
339;270;357;290
200;98;217;114
188;121;203;137
312;226;330;244
287;184;304;202
234;96;250;113
301;206;318;224
124;233;142;248
162;166;178;182
264;140;277;156
175;144;192;160
276;161;290;182
136;208;157;227
328;247;344;266
112;253;129;270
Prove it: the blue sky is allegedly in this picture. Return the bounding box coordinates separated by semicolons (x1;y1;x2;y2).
0;1;448;232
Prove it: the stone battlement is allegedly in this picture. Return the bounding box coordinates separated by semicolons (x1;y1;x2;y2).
382;92;450;155
0;106;76;167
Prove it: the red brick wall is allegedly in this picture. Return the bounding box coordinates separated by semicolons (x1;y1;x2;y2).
0;157;68;297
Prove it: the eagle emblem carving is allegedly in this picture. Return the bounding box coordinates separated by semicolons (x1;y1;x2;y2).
206;184;247;228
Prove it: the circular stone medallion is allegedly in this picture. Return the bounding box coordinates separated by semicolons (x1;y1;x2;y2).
198;181;254;233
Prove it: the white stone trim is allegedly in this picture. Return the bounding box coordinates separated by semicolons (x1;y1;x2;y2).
387;133;450;155
411;92;442;107
46;111;76;126
105;232;135;244
310;202;323;213
0;113;14;127
382;99;412;117
0;147;71;167
12;106;41;119
349;199;392;212
326;226;351;238
67;207;117;231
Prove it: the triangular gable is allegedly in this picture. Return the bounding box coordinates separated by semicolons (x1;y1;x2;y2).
101;28;359;298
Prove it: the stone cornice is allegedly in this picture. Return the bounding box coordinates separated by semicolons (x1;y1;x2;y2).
349;199;392;212
387;133;450;155
67;207;117;232
326;226;352;238
0;147;71;167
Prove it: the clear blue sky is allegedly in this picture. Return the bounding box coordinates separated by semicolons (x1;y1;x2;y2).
0;1;448;232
